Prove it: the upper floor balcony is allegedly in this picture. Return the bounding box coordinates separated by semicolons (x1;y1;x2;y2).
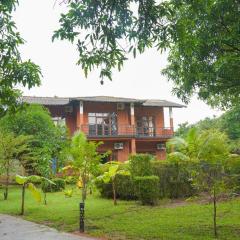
80;124;173;139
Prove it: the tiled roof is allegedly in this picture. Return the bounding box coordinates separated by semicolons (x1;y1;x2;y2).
22;96;185;108
143;99;185;108
72;96;141;103
22;96;70;105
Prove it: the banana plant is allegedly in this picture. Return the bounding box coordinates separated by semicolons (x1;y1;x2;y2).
15;175;55;215
97;162;130;205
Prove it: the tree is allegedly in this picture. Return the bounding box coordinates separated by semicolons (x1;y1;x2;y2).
168;129;232;238
220;105;240;140
162;0;240;109
67;131;104;202
175;117;221;138
0;129;34;200
191;130;231;238
192;162;228;238
168;128;200;162
54;0;239;108
0;104;68;175
174;122;191;138
0;0;41;116
97;162;129;205
15;174;54;215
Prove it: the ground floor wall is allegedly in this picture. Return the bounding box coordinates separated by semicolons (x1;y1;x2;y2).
95;139;166;162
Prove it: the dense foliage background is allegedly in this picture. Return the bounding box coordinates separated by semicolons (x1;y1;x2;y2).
175;105;240;154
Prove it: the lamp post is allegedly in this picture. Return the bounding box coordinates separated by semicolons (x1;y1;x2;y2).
79;202;85;232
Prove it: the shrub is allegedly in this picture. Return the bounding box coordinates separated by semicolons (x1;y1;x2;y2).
95;179;112;198
115;173;136;200
152;160;196;199
134;175;159;205
129;154;154;177
42;178;65;192
64;176;78;185
95;173;136;200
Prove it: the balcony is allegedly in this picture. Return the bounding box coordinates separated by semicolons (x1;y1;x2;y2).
80;124;173;138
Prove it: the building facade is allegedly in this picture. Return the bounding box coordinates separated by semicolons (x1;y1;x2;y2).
23;96;184;161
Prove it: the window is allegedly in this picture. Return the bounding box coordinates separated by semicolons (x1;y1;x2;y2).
88;113;117;136
136;116;155;136
52;117;65;127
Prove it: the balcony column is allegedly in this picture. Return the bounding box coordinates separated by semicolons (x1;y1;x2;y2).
130;103;136;155
77;101;84;131
130;103;135;126
169;107;174;131
131;139;136;155
130;102;135;135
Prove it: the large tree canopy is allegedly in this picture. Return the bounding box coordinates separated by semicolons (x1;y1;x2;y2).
0;105;67;175
163;0;240;109
0;0;41;116
54;0;240;108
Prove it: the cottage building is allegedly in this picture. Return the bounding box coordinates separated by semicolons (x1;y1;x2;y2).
23;96;185;161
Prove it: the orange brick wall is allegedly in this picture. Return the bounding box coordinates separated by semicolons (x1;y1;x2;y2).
136;141;166;160
96;140;130;162
135;106;164;132
66;112;77;136
45;102;168;161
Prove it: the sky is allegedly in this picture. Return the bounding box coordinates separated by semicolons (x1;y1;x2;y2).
13;0;223;128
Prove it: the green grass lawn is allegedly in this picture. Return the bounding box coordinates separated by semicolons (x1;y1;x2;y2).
0;186;239;240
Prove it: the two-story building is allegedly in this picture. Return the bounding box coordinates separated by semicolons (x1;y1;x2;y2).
23;96;184;161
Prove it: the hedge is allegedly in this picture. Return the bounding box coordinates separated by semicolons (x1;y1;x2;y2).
96;155;240;202
96;159;196;200
95;173;136;200
129;154;154;177
225;155;240;193
152;160;196;199
134;175;159;205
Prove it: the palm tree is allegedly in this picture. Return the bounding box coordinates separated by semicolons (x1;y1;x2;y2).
167;128;200;162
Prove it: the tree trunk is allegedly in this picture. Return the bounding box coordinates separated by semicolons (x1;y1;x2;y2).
213;187;217;238
21;183;26;215
82;187;87;203
4;165;9;200
44;192;47;205
82;178;87;203
112;179;117;206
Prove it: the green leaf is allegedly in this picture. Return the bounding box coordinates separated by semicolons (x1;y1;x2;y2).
41;177;56;185
102;173;111;183
15;175;28;185
64;189;73;198
118;170;130;176
28;183;41;202
28;175;42;183
109;165;119;177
